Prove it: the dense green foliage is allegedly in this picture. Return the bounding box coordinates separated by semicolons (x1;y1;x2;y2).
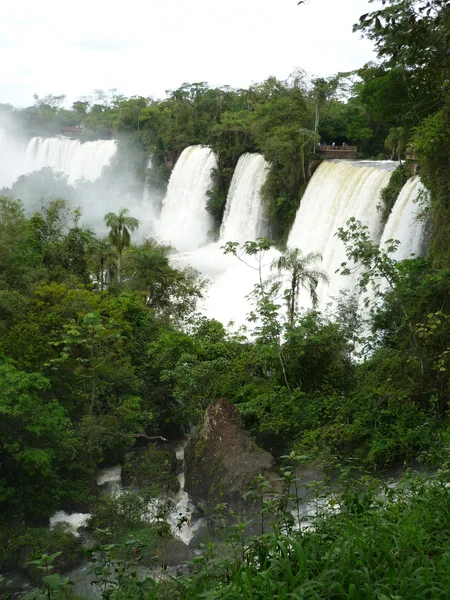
379;165;409;223
4;2;450;597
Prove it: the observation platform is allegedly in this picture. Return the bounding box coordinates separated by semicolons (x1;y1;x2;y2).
61;126;84;135
317;145;357;159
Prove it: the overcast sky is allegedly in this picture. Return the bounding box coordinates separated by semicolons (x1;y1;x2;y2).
1;0;377;107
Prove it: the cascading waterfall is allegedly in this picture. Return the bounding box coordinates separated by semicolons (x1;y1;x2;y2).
287;160;394;310
359;176;428;313
380;176;427;260
220;153;270;242
23;137;117;182
159;145;216;251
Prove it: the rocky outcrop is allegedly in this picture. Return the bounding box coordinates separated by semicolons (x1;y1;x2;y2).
184;399;280;513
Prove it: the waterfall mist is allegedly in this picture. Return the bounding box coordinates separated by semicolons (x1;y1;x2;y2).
0;129;431;330
0;132;163;240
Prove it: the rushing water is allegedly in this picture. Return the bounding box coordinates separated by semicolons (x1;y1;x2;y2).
158;146;216;251
287;160;395;310
0;130;430;327
220;153;270;243
23;137;117;183
358;175;428;317
379;176;427;260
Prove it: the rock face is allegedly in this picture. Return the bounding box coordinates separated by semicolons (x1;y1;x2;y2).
184;399;280;513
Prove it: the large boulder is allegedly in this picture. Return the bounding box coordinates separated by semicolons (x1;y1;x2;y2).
184;399;280;513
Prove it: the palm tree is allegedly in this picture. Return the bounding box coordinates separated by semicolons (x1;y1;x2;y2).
104;208;139;282
385;126;408;164
271;248;329;324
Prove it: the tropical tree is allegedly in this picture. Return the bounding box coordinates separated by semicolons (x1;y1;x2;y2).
104;208;139;282
385;126;408;163
271;248;329;324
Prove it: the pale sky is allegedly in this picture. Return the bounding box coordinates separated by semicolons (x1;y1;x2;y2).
1;0;377;107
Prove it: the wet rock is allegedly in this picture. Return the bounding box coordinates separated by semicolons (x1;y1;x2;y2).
184;399;281;514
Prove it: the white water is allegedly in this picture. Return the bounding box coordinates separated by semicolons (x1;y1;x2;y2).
49;511;91;537
359;176;428;315
287;160;395;310
167;150;275;327
380;176;427;260
159;146;216;251
220;153;270;242
97;465;123;490
23;137;117;183
166;472;206;545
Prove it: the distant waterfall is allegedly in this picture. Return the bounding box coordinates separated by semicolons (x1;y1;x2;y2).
220;153;270;242
287;160;394;309
24;137;117;183
380;176;427;260
159;146;216;251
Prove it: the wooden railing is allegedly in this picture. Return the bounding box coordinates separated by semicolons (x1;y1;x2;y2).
317;145;357;152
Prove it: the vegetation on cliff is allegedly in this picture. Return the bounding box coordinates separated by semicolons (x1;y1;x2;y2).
3;1;450;598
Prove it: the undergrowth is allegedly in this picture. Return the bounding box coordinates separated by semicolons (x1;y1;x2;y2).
14;454;450;600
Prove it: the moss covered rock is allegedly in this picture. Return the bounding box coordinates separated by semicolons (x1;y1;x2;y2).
184;399;280;513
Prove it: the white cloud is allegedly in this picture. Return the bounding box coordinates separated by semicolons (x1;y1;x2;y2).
1;0;376;106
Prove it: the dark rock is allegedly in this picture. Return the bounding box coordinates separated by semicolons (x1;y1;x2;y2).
160;538;195;566
142;537;194;569
184;399;281;514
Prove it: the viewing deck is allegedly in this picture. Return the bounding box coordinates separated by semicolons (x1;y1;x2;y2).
62;126;84;135
317;145;357;159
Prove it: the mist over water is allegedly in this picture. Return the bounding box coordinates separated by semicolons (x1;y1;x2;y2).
0;130;163;241
24;137;118;183
0;127;27;188
0;132;430;329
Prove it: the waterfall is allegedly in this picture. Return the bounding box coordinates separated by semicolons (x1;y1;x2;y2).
380;176;427;260
359;176;428;314
159;146;216;251
220;153;270;242
23;137;117;183
287;160;394;309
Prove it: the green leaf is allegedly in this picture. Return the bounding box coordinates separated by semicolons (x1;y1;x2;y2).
42;574;61;589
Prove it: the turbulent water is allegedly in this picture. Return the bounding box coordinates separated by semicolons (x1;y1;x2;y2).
0;129;430;328
287;160;395;310
358;175;428;315
220;153;270;242
379;176;427;260
168;150;273;326
23;137;117;183
158;146;216;251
